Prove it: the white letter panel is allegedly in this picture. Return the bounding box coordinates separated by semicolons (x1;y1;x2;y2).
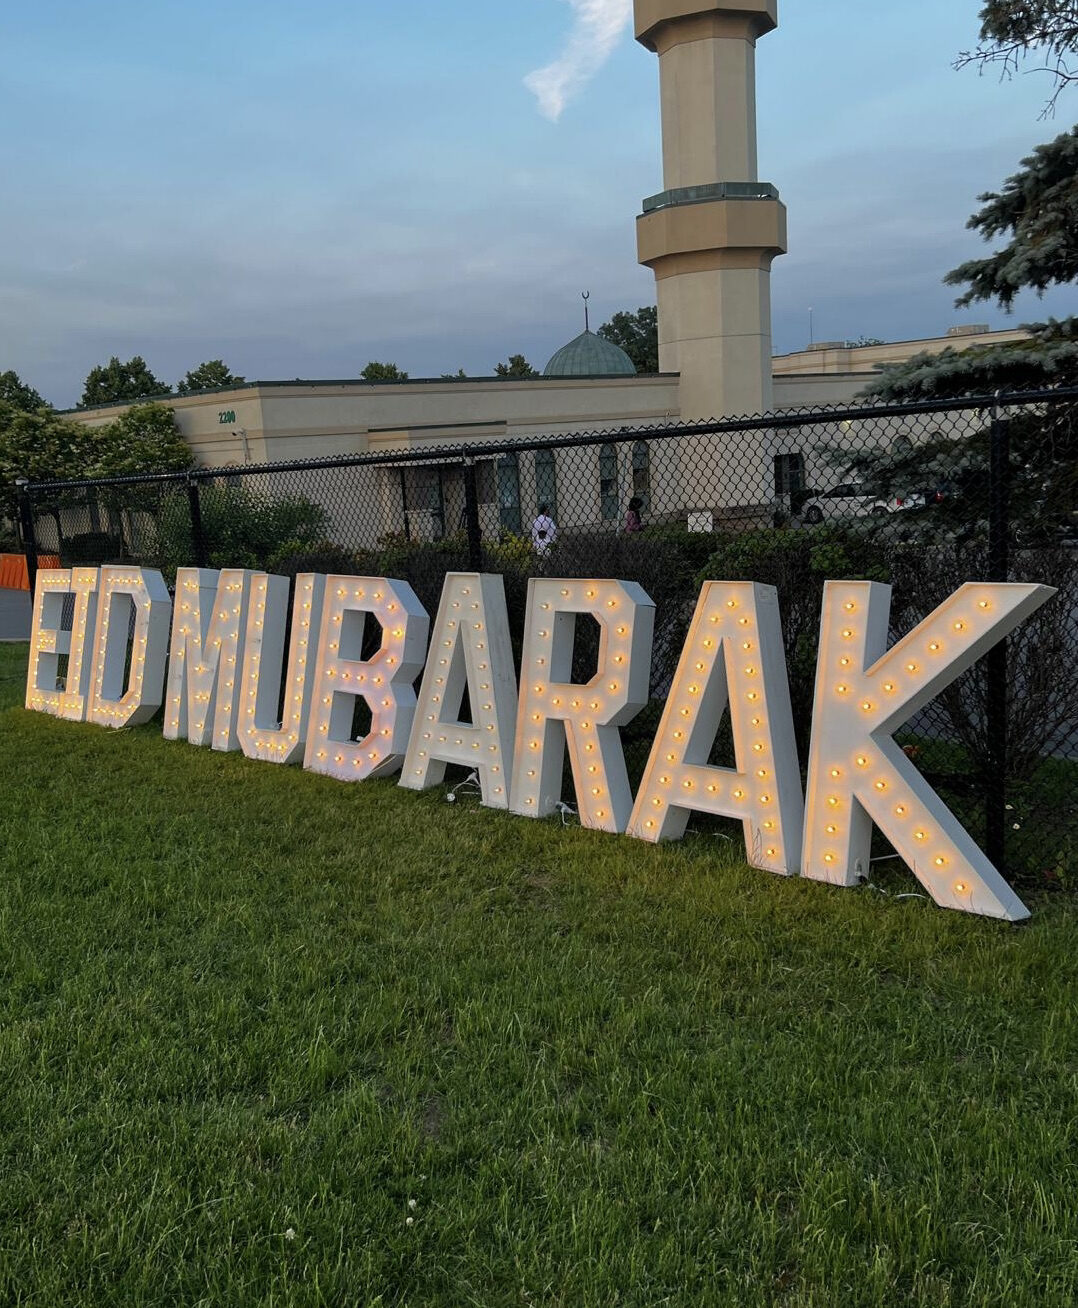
802;580;1055;920
510;578;654;832
627;581;803;874
401;573;517;808
304;576;429;781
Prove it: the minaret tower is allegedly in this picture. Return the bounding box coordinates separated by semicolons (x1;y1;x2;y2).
634;0;786;419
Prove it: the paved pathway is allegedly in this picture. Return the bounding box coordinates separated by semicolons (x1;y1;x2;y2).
0;588;31;641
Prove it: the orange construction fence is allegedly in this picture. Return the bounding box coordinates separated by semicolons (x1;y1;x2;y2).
0;553;62;591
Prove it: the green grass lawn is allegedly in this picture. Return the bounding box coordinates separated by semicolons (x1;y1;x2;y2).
0;642;1076;1306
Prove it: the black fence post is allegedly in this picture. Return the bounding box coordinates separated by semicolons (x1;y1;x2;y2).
985;396;1010;870
16;478;39;600
462;457;483;571
186;475;209;568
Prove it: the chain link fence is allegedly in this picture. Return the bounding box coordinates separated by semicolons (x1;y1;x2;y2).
15;389;1078;891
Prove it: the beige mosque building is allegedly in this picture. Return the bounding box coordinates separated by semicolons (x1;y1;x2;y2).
64;0;1023;542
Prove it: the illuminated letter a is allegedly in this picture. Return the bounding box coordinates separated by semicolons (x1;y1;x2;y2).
627;580;802;874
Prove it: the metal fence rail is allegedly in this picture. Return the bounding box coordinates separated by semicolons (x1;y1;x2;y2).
15;389;1078;889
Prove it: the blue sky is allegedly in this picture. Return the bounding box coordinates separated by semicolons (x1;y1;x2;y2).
1;0;1074;407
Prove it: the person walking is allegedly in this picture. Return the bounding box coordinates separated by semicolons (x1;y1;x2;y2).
624;496;644;533
531;503;557;555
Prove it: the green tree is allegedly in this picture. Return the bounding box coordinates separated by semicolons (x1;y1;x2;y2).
80;356;170;407
598;306;659;374
440;368;469;379
945;127;1078;309
856;8;1078;543
177;359;245;395
860;62;1078;398
154;485;329;574
0;370;48;411
861;319;1078;401
857;319;1078;544
946;3;1078;317
493;354;538;378
0;404;90;519
957;1;1078;113
75;405;194;559
91;403;193;479
0;401;191;531
360;361;409;382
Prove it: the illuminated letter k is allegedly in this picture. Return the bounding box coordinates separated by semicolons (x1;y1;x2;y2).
802;580;1055;920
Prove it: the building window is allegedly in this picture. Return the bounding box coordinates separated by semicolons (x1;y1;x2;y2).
773;452;805;496
773;452;806;516
477;459;496;505
497;451;522;535
534;448;558;521
401;465;446;540
599;443;619;521
632;441;651;515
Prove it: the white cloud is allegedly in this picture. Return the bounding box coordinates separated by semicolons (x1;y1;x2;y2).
524;0;632;121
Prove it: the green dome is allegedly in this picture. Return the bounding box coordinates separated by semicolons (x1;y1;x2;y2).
543;329;636;377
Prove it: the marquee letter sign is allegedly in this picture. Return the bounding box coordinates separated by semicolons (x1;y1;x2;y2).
304;576;429;781
21;566;1057;922
401;573;517;808
164;568;252;750
802;580;1055;920
627;581;803;875
238;572;327;765
86;566;171;728
26;567;99;722
510;578;654;832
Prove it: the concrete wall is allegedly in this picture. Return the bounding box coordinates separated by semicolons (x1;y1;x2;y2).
67;375;682;468
60;324;1008;548
773;326;1030;378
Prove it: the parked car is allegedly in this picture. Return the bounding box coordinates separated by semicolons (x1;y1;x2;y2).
876;490;927;513
799;481;935;524
799;482;884;524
